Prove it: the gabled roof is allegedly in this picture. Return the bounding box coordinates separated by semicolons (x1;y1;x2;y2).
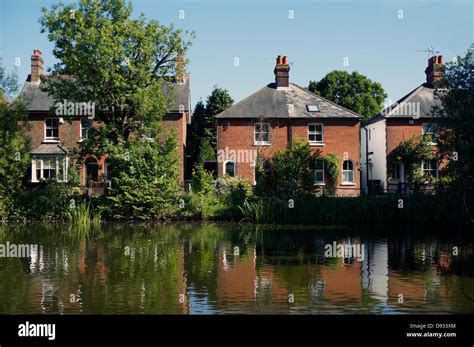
214;83;361;119
18;75;190;114
366;83;444;125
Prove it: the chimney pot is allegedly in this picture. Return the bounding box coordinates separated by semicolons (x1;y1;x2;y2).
31;49;45;83
274;55;290;88
425;54;443;87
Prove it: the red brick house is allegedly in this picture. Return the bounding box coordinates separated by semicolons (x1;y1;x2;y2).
18;50;190;194
361;55;444;193
215;55;362;196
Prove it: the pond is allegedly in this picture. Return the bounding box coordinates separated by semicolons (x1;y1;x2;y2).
0;222;473;314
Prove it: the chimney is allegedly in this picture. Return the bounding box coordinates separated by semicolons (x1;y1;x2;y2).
274;55;290;88
175;54;188;84
31;49;44;83
425;55;443;87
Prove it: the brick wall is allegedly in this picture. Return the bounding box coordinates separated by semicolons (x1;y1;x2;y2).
27;111;188;186
386;118;442;179
162;112;188;184
217;117;361;195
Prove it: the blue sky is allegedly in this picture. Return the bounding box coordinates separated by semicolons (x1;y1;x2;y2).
1;0;472;110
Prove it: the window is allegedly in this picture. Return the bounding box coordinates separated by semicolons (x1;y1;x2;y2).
314;159;325;185
254;123;270;145
225;161;236;177
104;159;110;180
86;158;99;182
422;123;438;144
342;160;354;183
45;118;59;140
31;156;68;182
390;162;403;181
423;160;438;178
308;123;324;144
254;157;270;185
306;105;319;112
80;118;92;140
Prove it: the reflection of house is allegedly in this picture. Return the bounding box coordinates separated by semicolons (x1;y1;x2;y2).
319;240;364;303
19;49;190;194
361;56;444;193
361;241;389;304
216;247;288;312
215;55;362;196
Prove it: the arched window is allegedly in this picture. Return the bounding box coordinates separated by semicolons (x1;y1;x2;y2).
342;160;354;183
224;161;236;177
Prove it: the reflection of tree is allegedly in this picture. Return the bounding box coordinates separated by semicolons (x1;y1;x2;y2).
1;224;474;314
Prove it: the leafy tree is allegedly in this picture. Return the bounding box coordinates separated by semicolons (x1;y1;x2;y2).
433;46;474;189
187;87;233;166
40;0;194;156
102;135;180;220
394;135;434;183
257;138;321;197
0;64;30;220
308;71;386;121
186;100;206;168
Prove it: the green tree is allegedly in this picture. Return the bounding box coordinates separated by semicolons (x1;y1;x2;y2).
40;0;194;156
186;100;206;169
187;87;233;166
258;138;321;197
308;71;386;121
103;135;180;220
0;63;30;220
433;46;474;188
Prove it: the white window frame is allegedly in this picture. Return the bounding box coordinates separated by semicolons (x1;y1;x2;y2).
314;159;325;185
224;160;236;177
308;123;324;145
31;156;68;182
80;118;92;140
422;159;438;179
44;118;59;141
422;122;438;145
254;123;270;146
342;160;355;184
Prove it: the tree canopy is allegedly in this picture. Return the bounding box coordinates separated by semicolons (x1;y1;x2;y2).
434;46;474;189
187;87;233;167
308;70;386;121
40;0;194;156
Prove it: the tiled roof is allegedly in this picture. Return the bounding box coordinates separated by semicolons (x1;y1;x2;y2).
366;83;444;125
214;83;361;119
18;75;190;113
31;144;68;155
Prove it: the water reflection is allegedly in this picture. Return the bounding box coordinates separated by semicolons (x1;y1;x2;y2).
0;223;473;314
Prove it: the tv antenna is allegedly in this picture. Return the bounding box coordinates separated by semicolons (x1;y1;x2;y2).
417;46;440;58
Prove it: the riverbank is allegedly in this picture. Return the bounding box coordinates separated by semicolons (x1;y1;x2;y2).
1;190;472;226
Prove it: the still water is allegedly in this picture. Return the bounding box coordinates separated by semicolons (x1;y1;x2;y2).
0;222;473;314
